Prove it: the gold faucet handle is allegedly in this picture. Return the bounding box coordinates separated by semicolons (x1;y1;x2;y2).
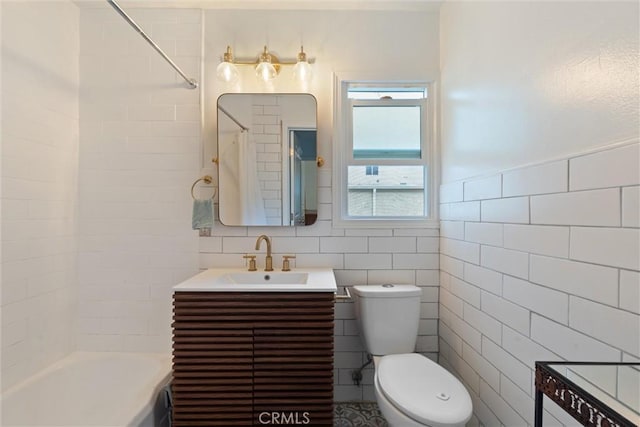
281;255;296;272
243;254;257;271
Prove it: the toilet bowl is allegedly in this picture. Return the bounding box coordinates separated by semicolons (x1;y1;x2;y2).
352;285;473;427
373;354;472;427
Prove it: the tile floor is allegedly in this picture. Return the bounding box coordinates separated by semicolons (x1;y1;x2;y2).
334;401;389;426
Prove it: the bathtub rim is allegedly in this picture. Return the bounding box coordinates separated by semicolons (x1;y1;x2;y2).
1;351;172;427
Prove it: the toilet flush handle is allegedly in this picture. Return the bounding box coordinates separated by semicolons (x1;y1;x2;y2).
436;392;450;401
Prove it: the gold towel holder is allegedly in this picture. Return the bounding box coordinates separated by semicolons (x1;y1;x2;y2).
191;175;216;200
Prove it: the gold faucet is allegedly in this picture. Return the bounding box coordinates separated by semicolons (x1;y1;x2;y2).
254;235;273;271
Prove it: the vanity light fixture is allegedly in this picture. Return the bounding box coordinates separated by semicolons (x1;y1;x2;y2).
216;45;314;84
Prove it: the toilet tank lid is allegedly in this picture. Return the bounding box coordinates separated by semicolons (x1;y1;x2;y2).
352;284;421;298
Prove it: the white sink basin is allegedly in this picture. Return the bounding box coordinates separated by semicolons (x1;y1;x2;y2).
224;272;309;285
174;268;336;292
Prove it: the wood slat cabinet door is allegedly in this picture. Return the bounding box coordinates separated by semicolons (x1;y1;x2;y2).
172;292;334;427
253;292;335;426
172;292;255;426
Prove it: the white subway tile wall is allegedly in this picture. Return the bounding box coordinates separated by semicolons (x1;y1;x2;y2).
480;196;529;224
503;224;570;258
570;227;640;270
465;222;503;247
77;8;201;354
622;186;640;227
530;189;621;226
502;160;568;197
252;98;283;225
620;270;640;314
439;142;640;426
463;174;502;201
569;143;640;191
1;2;80;391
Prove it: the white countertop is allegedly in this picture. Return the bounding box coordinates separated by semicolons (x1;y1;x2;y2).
173;267;337;292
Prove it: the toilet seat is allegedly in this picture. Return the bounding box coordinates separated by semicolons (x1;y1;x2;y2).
377;354;473;427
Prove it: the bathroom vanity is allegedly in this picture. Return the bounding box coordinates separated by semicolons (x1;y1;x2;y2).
171;268;337;426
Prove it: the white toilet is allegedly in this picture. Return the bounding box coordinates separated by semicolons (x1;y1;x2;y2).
352;284;473;427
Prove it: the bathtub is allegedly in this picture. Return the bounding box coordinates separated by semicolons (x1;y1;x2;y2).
1;352;172;427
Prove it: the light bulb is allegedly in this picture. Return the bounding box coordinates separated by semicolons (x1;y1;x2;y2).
216;61;239;83
216;46;238;83
256;61;277;82
293;46;312;83
255;46;277;82
293;61;312;83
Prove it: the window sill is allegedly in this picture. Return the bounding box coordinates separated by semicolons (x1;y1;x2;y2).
331;216;440;229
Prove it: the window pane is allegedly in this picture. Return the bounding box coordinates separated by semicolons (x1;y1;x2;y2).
348;190;373;216
376;190;424;216
353;106;421;159
347;166;425;217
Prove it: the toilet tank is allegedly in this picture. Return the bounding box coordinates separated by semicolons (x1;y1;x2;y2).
352;284;422;356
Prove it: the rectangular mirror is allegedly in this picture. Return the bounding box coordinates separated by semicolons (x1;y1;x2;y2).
217;93;318;226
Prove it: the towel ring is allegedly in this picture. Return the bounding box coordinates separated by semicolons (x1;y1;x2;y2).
191;175;216;200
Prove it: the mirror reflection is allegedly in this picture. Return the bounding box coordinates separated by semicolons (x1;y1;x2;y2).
217;94;317;226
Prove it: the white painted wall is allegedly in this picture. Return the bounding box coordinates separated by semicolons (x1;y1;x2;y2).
439;2;639;426
201;9;440;401
440;1;639;183
1;0;80;390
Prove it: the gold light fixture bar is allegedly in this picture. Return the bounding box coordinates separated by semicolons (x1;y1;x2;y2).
216;45;314;83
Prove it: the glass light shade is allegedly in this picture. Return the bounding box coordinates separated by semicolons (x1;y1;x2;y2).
293;60;312;83
255;61;277;82
216;61;239;83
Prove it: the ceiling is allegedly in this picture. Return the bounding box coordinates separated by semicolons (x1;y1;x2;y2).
74;0;442;11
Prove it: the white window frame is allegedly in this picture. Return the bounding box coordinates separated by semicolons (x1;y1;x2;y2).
332;73;440;228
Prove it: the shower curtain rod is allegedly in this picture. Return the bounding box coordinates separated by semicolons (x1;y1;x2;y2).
218;105;250;131
106;0;198;89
